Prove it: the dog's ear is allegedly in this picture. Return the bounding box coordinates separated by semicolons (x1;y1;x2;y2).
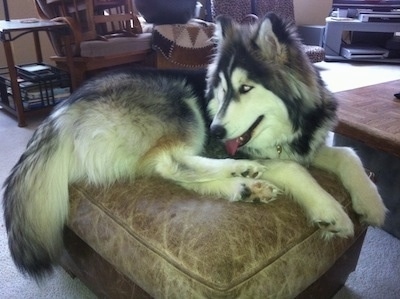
254;13;289;61
214;15;236;42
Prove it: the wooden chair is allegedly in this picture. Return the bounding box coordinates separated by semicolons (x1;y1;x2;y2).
206;0;326;63
35;0;153;89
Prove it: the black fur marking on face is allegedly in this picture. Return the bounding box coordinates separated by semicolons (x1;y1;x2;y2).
290;100;337;156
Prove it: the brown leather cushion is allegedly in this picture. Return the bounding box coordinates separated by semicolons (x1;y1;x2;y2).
67;167;365;298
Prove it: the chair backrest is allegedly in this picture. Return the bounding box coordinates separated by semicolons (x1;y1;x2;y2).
36;0;141;41
88;0;142;38
206;0;295;23
256;0;295;22
206;0;252;23
35;0;143;56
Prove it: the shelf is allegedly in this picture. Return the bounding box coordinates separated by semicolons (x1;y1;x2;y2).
323;17;400;64
325;55;400;63
0;64;70;112
0;19;70;126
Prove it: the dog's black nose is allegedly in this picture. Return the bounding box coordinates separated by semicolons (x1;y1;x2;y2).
210;124;226;139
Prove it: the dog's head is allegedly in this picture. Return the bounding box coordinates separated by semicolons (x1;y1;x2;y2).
206;13;326;158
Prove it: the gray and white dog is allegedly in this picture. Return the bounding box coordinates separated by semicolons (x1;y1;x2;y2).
3;13;386;280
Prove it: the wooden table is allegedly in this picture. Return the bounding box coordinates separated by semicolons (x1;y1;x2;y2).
334;80;400;158
333;80;400;239
0;19;70;127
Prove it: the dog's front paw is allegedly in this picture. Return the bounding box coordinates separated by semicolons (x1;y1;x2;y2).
351;185;387;227
309;202;354;239
230;161;266;179
238;180;280;204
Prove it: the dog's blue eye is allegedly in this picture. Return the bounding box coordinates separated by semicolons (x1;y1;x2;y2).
239;85;253;94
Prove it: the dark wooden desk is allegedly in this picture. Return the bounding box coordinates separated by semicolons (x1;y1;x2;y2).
334;80;400;158
333;80;400;239
0;19;70;127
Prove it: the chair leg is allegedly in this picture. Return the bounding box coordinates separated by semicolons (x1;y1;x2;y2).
69;64;87;91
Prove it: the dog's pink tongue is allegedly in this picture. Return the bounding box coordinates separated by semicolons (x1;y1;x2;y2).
225;138;241;156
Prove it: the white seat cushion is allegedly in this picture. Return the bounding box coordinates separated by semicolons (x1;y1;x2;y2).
80;33;152;57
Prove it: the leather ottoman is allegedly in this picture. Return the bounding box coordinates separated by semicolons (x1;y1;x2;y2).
61;168;366;298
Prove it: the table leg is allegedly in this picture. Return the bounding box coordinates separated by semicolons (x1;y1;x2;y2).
62;34;78;90
3;41;26;127
33;31;43;63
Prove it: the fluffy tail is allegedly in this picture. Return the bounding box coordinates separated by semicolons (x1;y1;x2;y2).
2;120;72;280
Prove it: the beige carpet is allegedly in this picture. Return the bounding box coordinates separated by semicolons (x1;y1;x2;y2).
0;113;96;298
1;61;400;298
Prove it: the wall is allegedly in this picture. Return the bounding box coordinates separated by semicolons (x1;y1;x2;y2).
1;0;333;67
294;0;333;25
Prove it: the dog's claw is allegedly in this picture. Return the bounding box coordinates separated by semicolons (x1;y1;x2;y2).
231;162;265;179
313;216;354;239
241;170;250;177
316;220;336;228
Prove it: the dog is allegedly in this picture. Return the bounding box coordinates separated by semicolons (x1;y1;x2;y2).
2;13;386;280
